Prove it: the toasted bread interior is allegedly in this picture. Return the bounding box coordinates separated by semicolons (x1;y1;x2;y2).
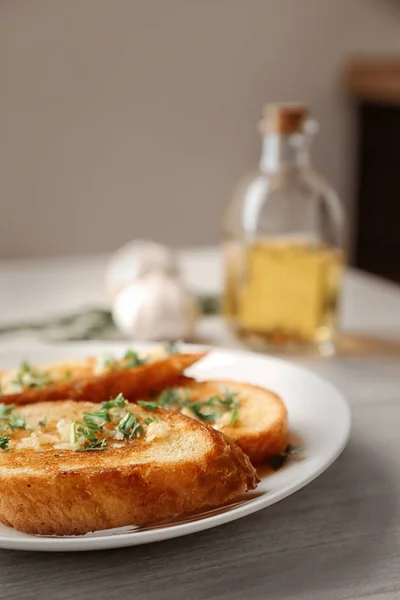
2;400;212;468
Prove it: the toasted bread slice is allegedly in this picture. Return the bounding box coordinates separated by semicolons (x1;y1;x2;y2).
0;399;258;535
154;380;288;465
0;351;205;406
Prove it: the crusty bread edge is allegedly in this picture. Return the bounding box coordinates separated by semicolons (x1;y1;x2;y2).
0;352;206;406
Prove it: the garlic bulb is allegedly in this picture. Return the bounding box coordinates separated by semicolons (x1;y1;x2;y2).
106;240;179;299
112;272;198;341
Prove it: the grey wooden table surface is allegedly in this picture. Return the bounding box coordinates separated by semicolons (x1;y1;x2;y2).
1;355;399;600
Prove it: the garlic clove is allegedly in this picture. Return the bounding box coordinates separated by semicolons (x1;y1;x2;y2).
112;272;198;341
106;240;179;299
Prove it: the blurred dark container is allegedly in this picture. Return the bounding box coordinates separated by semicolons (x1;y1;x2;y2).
347;57;400;284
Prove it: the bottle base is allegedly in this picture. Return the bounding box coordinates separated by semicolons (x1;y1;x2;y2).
233;327;337;358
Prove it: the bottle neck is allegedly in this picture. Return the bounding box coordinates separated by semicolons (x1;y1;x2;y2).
259;133;310;174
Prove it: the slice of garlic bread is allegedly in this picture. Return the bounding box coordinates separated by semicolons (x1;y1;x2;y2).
0;397;258;535
0;350;205;406
151;380;288;465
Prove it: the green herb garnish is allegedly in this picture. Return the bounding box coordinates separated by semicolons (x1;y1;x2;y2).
137;400;159;411
141;387;240;425
117;411;143;439
267;444;302;471
144;416;157;425
188;389;239;423
190;402;218;422
157;388;184;408
78;438;108;452
0;403;26;441
123;350;148;369
70;393;139;451
101;393;128;410
76;419;103;443
9;414;26;430
12;361;52;389
0;434;10;451
230;406;239;426
0;404;15;419
286;444;301;455
83;406;110;427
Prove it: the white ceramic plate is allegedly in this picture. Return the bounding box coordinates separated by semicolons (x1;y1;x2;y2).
0;343;351;552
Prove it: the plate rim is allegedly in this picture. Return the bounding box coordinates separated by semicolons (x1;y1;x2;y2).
0;342;351;552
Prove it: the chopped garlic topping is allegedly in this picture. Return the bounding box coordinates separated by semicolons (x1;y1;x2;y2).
54;436;86;451
146;420;170;442
0;373;23;394
16;431;59;451
145;345;169;362
216;411;234;427
93;354;114;376
56;419;70;442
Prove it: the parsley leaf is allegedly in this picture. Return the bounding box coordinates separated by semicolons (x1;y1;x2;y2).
123;350;148;369
140;387;241;425
190;402;218;422
102;393;128;410
0;403;26;436
0;434;10;451
286;444;301;455
267;444;302;471
157;388;184;408
71;393;137;451
9;414;26;430
117;412;143;439
137;400;159;411
78;438;107;452
13;361;52;389
187;389;239;423
230;406;239;426
83;407;110;427
0;404;15;419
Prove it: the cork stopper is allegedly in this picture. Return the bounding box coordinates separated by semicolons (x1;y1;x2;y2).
260;103;308;134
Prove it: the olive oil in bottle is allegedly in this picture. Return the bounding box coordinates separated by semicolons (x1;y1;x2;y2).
223;105;346;355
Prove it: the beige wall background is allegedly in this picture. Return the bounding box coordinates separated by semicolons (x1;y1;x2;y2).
2;0;400;258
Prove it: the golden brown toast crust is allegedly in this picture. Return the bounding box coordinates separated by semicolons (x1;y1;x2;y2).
0;400;258;535
0;353;205;406
170;380;289;465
